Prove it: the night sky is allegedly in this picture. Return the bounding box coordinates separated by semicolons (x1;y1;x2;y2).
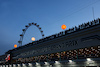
0;0;100;55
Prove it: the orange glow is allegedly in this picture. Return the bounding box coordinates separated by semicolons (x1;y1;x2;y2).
61;24;66;30
14;44;17;48
31;37;35;41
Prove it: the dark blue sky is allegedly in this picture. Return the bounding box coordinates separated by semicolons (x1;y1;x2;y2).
0;0;100;55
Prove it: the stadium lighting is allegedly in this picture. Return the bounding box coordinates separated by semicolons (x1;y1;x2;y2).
22;63;25;66
6;65;8;67
9;65;11;67
36;62;40;65
28;63;32;66
13;64;16;67
55;61;60;64
3;65;5;67
87;58;91;61
18;64;20;67
44;62;49;65
69;60;72;63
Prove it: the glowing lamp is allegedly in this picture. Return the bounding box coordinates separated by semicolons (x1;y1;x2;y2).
61;24;66;30
14;44;17;48
31;37;35;41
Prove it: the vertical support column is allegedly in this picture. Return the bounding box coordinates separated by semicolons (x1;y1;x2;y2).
31;63;34;67
2;64;4;67
8;64;9;67
11;64;13;67
59;53;61;61
76;49;78;59
0;65;1;67
5;64;6;67
47;54;49;62
6;64;8;67
15;63;17;67
12;64;14;67
20;63;22;67
32;63;34;67
26;63;29;67
16;62;18;67
16;64;17;67
2;64;3;67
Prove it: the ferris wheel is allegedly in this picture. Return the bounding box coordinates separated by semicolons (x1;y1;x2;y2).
18;22;44;46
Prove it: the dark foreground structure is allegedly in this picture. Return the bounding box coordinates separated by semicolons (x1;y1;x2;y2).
0;18;100;67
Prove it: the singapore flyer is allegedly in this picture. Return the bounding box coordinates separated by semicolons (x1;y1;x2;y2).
18;22;44;46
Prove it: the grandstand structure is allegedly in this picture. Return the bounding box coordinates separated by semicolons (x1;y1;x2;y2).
0;18;100;67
